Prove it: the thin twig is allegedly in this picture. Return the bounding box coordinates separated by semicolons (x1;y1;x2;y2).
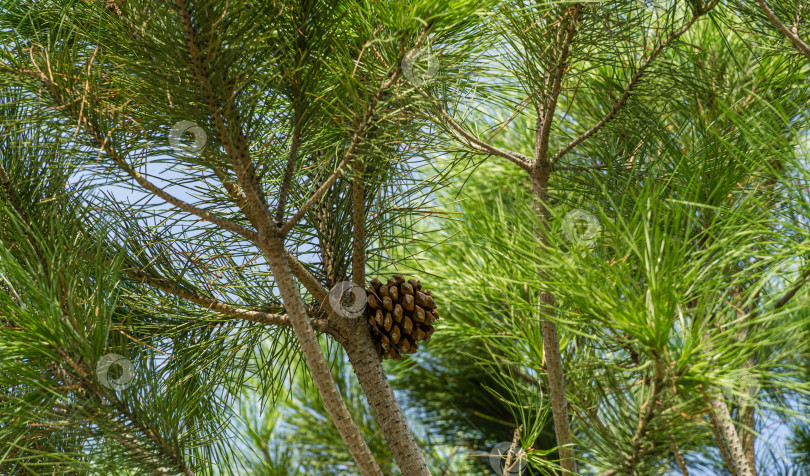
429;103;533;171
351;156;366;287
504;425;523;474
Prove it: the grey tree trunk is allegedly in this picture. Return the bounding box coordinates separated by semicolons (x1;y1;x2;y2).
263;235;383;476
340;323;432;476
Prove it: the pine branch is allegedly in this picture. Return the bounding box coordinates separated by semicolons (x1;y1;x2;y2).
427;101;533;171
17;53;259;242
351;157;366;287
535;4;583;167
704;396;738;476
624;362;665;474
122;266;331;330
212;166;255;221
263;235;384;476
530;6;583;475
277;112;303;225
550;10;707;163
280;27;432;236
757;0;810;59
700;325;754;476
172;7;385;471
504;425;523;474
51;348;196;476
772;265;810;310
175;0;275;234
0;162;50;273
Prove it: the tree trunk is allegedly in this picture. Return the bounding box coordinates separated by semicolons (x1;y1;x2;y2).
531;167;577;475
263;235;383;476
708;391;755;476
341;325;432;476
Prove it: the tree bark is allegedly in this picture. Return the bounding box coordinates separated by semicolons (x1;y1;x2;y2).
263;234;383;476
706;390;755;476
531;167;577;475
341;325;432;476
740;401;756;474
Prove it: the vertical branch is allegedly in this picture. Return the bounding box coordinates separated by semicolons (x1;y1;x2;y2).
277;16;306;225
341;329;432;476
277;114;302;225
529;5;582;475
671;438;691;476
176;0;274;233
351;156;366;287
174;4;384;474
733;285;758;472
703;390;739;476
504;425;523;473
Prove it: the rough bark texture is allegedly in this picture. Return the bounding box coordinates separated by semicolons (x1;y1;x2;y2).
263;235;383;476
340;324;432;476
740;403;756;474
708;391;755;476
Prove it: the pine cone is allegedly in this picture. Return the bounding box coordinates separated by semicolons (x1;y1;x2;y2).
366;274;438;360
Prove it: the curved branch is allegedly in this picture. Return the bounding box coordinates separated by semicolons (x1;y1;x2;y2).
431;104;533;171
414;82;531;170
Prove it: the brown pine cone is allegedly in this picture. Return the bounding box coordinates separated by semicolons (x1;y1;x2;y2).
366;274;439;360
